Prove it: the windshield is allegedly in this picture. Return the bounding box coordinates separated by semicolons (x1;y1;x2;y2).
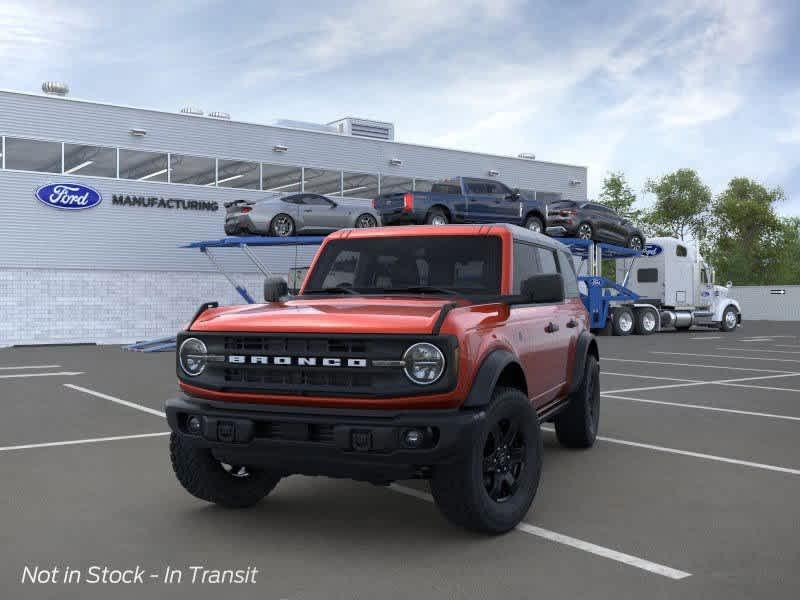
303;236;502;296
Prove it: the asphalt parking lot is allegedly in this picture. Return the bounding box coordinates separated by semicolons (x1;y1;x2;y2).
3;322;800;599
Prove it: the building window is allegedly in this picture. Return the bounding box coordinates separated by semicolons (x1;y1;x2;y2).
304;167;342;195
342;171;379;198
262;163;302;192
119;149;168;182
63;143;117;177
217;159;260;189
4;137;61;173
170;154;216;186
413;178;435;192
380;176;413;195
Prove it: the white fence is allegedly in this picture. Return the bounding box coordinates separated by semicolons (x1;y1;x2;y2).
728;285;800;321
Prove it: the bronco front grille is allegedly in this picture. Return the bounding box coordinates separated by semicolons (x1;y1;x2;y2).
177;332;458;398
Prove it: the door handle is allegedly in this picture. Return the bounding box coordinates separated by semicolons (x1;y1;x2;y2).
545;322;559;333
304;209;312;213
566;318;578;328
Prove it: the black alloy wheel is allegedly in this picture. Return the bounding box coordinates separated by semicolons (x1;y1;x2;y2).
577;222;593;240
483;418;527;502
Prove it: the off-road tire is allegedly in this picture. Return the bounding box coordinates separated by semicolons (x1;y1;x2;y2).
269;214;296;237
720;306;739;332
634;307;658;335
170;433;281;508
524;215;544;234
430;388;542;534
554;355;600;448
611;306;634;336
426;208;450;225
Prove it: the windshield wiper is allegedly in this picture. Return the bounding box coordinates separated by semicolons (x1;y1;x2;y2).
379;286;462;296
303;286;361;295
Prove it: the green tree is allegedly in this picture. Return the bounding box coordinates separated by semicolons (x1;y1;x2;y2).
598;171;640;220
707;178;786;285
643;169;711;241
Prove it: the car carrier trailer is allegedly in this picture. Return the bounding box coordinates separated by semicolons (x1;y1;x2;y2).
559;236;741;335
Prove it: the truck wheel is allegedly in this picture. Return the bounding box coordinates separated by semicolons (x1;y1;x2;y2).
611;307;634;336
426;208;449;226
270;214;295;237
430;388;542;534
169;433;282;508
634;307;658;335
720;306;739;332
554;354;600;448
524;215;544;234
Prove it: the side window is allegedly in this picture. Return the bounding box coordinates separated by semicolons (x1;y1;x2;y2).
466;182;487;194
536;247;560;275
676;245;688;257
513;242;540;293
304;195;332;206
701;268;708;284
637;268;659;283
558;251;580;298
282;195;302;204
483;182;498;194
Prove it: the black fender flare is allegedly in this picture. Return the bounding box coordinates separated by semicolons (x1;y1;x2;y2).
569;331;598;394
462;349;522;408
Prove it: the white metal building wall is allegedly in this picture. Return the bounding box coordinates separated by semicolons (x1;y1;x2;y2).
0;89;589;345
728;286;800;321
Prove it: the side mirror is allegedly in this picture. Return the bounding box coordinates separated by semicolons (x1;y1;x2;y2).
329;200;338;208
509;188;521;200
264;277;288;302
726;281;733;289
520;273;564;304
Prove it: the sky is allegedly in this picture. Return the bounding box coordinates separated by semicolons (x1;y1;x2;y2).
2;0;799;213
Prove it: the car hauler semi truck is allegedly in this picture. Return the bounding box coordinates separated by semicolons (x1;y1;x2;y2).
610;236;741;334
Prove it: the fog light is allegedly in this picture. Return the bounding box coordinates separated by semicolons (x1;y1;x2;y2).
403;429;425;448
187;416;202;434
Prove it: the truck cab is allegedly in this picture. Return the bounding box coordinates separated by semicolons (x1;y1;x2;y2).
618;237;741;331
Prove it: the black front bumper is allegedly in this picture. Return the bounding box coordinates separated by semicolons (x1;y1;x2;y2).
165;394;484;482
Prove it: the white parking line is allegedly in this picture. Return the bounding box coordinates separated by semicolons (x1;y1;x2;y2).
541;426;800;476
0;371;84;379
0;432;169;453
603;394;800;422
717;347;800;355
689;336;721;340
0;364;61;370
602;358;795;374
604;372;698;383
774;344;800;349
602;372;800;395
652;351;800;363
389;485;691;580
64;384;165;418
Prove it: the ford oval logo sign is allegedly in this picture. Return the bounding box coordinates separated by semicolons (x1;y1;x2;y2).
35;183;102;210
642;244;663;257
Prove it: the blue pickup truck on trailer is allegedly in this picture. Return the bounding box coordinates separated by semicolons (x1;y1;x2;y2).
373;176;550;233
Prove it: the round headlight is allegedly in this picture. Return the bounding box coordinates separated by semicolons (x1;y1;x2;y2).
403;343;445;385
179;338;207;376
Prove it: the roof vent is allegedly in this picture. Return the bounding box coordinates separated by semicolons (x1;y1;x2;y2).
42;81;69;96
518;152;536;160
271;119;337;134
328;117;395;141
180;106;204;116
208;111;231;120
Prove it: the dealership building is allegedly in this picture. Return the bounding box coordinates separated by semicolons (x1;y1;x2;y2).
0;85;588;346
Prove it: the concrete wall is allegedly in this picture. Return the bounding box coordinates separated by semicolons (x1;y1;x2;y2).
728;285;800;321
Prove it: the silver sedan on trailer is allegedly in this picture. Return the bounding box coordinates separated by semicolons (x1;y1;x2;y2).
224;193;381;237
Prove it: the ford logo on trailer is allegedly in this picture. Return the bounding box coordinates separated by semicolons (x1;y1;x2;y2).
642;244;663;257
35;183;103;210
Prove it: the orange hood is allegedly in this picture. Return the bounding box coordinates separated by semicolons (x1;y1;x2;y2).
190;297;464;335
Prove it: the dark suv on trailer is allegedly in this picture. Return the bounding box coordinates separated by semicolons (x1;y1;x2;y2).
548;200;645;249
166;224;599;534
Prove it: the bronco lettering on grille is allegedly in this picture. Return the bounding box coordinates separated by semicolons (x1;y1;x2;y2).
227;355;368;368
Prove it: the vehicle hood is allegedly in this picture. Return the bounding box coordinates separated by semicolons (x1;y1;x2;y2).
190;297;462;335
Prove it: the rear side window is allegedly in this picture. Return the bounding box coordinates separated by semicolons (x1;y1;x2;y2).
676;245;688;257
637;268;659;283
558;251;580;298
536;247;560;274
430;184;461;194
466;182;488;194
